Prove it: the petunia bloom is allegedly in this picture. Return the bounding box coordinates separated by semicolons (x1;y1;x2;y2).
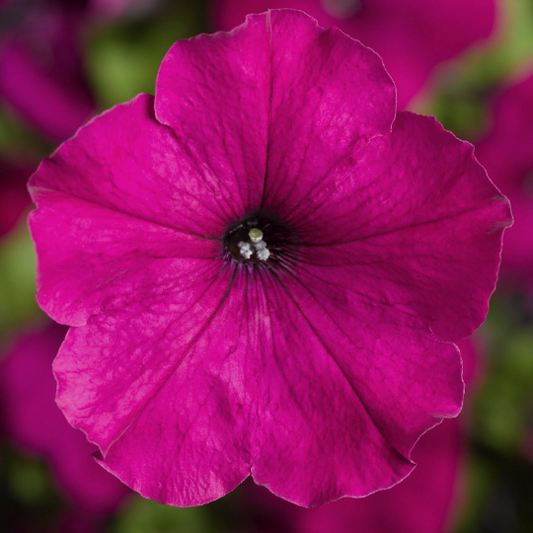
0;321;129;514
213;0;497;108
474;72;533;293
28;10;511;507
0;0;95;141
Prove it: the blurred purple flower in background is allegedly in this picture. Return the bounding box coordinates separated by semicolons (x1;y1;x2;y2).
89;0;163;21
0;321;130;514
0;0;95;141
0;156;33;237
475;71;533;294
28;9;509;510
213;0;497;108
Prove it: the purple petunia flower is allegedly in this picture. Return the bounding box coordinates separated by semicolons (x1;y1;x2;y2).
0;321;129;514
28;10;511;507
474;72;533;293
0;0;95;141
212;0;497;108
0;156;33;238
89;0;164;20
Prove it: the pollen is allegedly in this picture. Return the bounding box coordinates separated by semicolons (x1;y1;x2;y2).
237;241;253;260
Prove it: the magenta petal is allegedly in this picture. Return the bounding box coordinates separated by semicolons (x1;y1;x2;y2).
155;14;272;215
291;112;511;341
0;43;94;142
243;340;479;532
53;258;233;457
60;268;254;506
243;416;464;533
260;10;396;210
29;94;225;326
29;94;231;238
0;157;33;238
0;0;95;142
299;418;464;533
246;268;461;506
213;0;496;108
157;10;395;215
30;196;220;327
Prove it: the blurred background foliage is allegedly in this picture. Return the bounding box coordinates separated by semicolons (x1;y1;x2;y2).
1;0;533;532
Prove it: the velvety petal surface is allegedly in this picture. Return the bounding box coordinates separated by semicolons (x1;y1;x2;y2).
259;10;396;209
290;341;478;533
246;264;462;506
155;13;271;216
285;112;511;341
62;266;252;505
53;259;236;457
157;10;396;213
90;266;465;507
243;417;464;533
213;0;496;108
91;265;417;507
29;93;225;327
0;322;129;513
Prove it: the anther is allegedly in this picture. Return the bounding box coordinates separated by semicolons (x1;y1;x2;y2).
237;241;253;260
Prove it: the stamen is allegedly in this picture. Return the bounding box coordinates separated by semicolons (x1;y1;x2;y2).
237;241;253;259
257;247;270;261
223;211;297;267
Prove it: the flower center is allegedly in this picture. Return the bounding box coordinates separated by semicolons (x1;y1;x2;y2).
224;211;296;267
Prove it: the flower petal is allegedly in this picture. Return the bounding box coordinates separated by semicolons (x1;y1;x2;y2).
30;194;220;327
288;112;511;340
261;10;396;210
155;13;273;215
63;269;261;506
213;0;496;109
26;9;504;510
156;10;396;214
475;73;533;290
247;268;461;506
259;416;464;533
29;93;226;326
54;259;233;455
0;38;94;141
29;93;233;238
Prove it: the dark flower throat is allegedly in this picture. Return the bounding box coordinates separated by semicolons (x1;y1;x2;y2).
223;211;296;268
